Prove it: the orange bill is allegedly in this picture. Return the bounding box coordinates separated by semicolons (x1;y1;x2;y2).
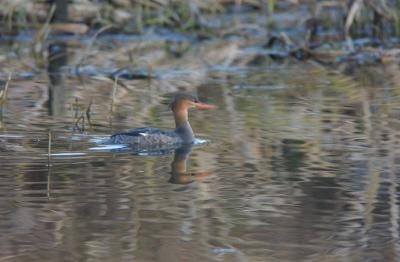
195;102;217;109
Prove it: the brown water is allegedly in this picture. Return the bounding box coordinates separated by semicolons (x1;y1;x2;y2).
1;33;400;262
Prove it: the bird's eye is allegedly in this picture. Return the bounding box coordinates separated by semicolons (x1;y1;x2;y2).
193;99;199;103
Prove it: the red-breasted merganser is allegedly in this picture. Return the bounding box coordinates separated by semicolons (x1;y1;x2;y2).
110;93;215;147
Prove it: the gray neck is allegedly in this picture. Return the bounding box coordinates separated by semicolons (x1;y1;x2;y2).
175;121;194;144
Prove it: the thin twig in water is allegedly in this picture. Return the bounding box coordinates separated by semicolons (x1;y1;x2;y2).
47;130;52;199
111;75;119;113
47;165;51;199
86;99;93;118
86;99;93;130
48;130;52;166
75;114;84;131
0;72;12;120
0;72;12;106
82;112;85;131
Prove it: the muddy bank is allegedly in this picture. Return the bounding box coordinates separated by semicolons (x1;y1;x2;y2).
1;0;398;37
1;0;399;67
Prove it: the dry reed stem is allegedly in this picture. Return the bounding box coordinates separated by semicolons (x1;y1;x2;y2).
0;72;12;106
77;24;114;68
35;4;56;42
108;75;119;128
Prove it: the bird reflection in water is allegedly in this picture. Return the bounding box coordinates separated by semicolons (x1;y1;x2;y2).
93;142;213;184
169;144;211;184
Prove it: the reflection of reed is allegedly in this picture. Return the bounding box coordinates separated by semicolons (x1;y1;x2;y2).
48;42;68;116
387;126;400;258
362;86;400;259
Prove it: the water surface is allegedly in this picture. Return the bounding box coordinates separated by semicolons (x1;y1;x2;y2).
1;34;400;262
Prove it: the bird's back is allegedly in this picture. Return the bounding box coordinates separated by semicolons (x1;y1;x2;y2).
110;127;182;146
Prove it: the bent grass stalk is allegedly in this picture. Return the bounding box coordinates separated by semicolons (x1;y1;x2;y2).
109;75;119;128
0;72;12;108
32;4;56;67
86;99;93;130
76;24;113;69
